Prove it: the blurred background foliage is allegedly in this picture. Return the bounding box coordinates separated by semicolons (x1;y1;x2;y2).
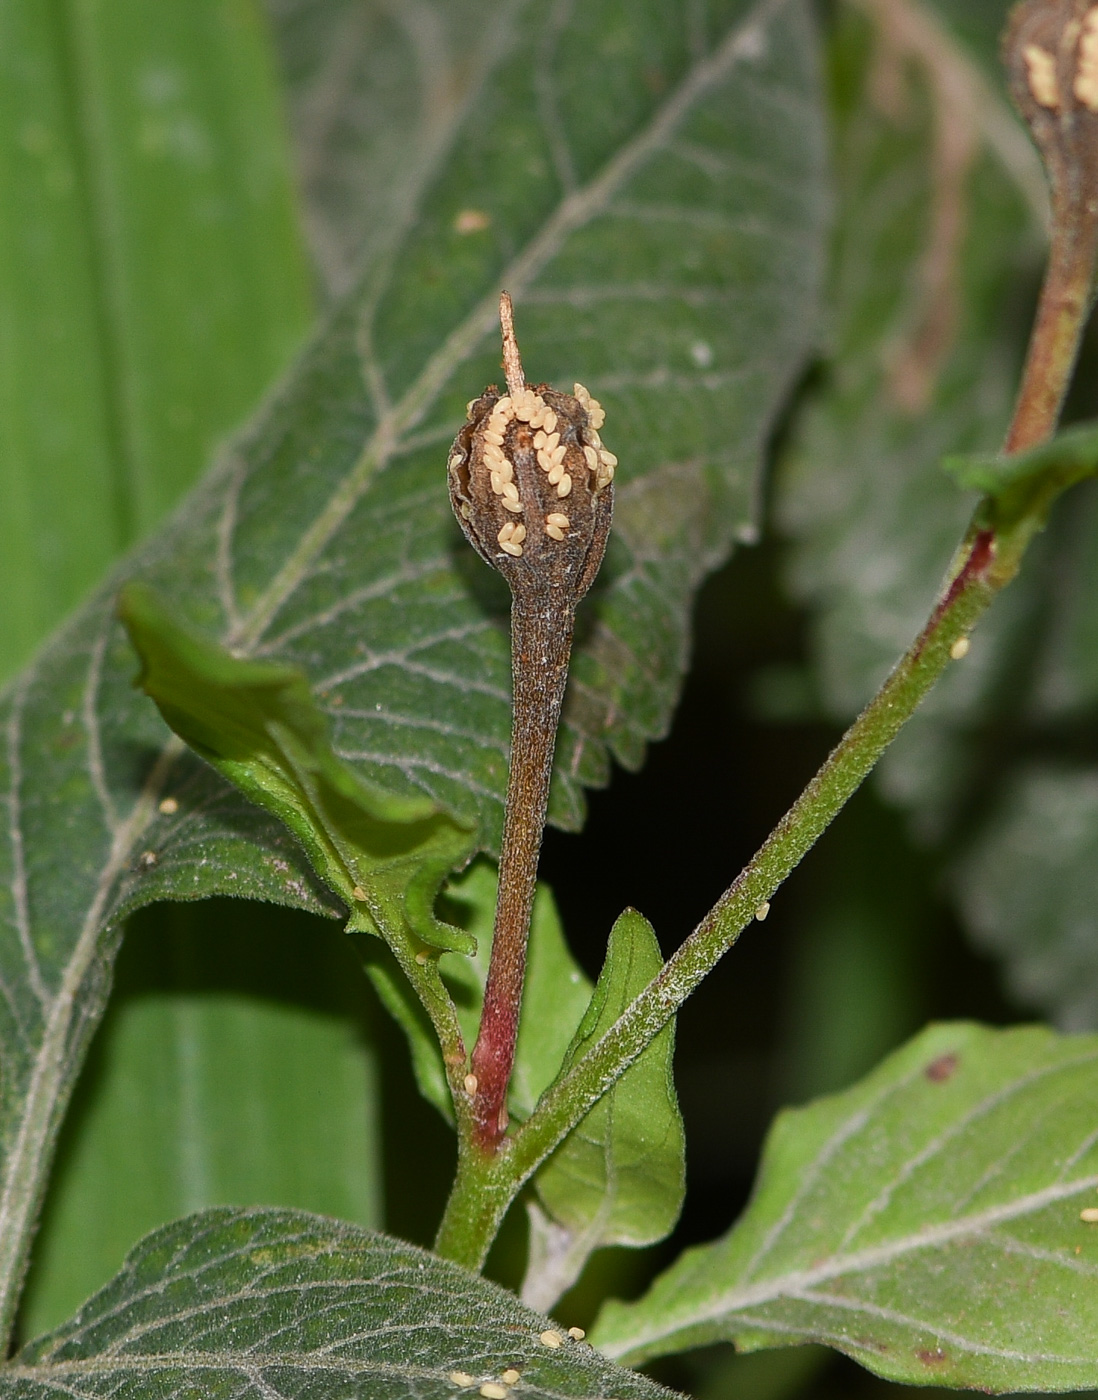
4;0;1098;1396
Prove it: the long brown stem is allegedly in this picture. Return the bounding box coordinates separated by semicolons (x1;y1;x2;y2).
1006;185;1098;451
448;295;613;1153
470;592;576;1149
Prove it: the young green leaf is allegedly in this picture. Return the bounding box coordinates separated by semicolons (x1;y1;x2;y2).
943;417;1098;498
592;1022;1098;1392
525;909;685;1313
4;1207;673;1400
119;581;476;954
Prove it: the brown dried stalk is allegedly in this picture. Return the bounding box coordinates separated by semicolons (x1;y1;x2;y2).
447;294;614;1149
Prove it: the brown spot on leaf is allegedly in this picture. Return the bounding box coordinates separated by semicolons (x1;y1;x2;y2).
925;1052;959;1083
916;1347;948;1366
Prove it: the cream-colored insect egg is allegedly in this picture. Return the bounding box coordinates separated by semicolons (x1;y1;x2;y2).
546;512;569;529
158;796;179;815
545;523;565;541
482;429;505;446
511;524;527;544
502;482;520;504
534;430;548;450
573;382;591;407
464;1073;478;1095
586;429;602;450
1023;44;1060;108
556;475;572;497
498;523;516;545
599;450;617;469
583;445;599;472
479;1384;508;1399
449;1373;475;1388
501;497;524;513
547;463;565;485
500;1370;521;1385
567;1327;585;1341
538;1330;563;1348
496;395;513;416
537;450;552;473
542;410;557;433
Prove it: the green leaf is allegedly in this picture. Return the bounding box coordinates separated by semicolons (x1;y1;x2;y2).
17;902;381;1340
943;418;1098;498
526;910;685;1312
592;1022;1098;1391
957;767;1098;1030
118;581;476;954
374;861;593;1122
0;0;826;1339
3;1208;674;1400
0;0;311;681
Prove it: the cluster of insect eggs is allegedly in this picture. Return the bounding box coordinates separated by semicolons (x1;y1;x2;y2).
453;382;616;559
1022;6;1098;113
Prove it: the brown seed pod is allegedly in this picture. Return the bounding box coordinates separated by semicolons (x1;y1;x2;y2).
447;297;613;604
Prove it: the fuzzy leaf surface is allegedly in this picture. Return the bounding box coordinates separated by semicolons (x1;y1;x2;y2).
0;0;825;1338
2;1208;673;1400
593;1022;1098;1391
119;583;475;954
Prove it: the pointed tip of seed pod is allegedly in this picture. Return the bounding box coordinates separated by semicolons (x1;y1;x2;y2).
499;292;526;398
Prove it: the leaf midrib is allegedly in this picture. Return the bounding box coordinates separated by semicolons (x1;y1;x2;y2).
598;1169;1098;1360
9;1353;507;1380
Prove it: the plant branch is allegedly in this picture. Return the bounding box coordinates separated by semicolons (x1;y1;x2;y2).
434;0;1098;1267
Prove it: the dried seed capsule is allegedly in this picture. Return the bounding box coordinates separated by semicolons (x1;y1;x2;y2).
447;299;613;593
